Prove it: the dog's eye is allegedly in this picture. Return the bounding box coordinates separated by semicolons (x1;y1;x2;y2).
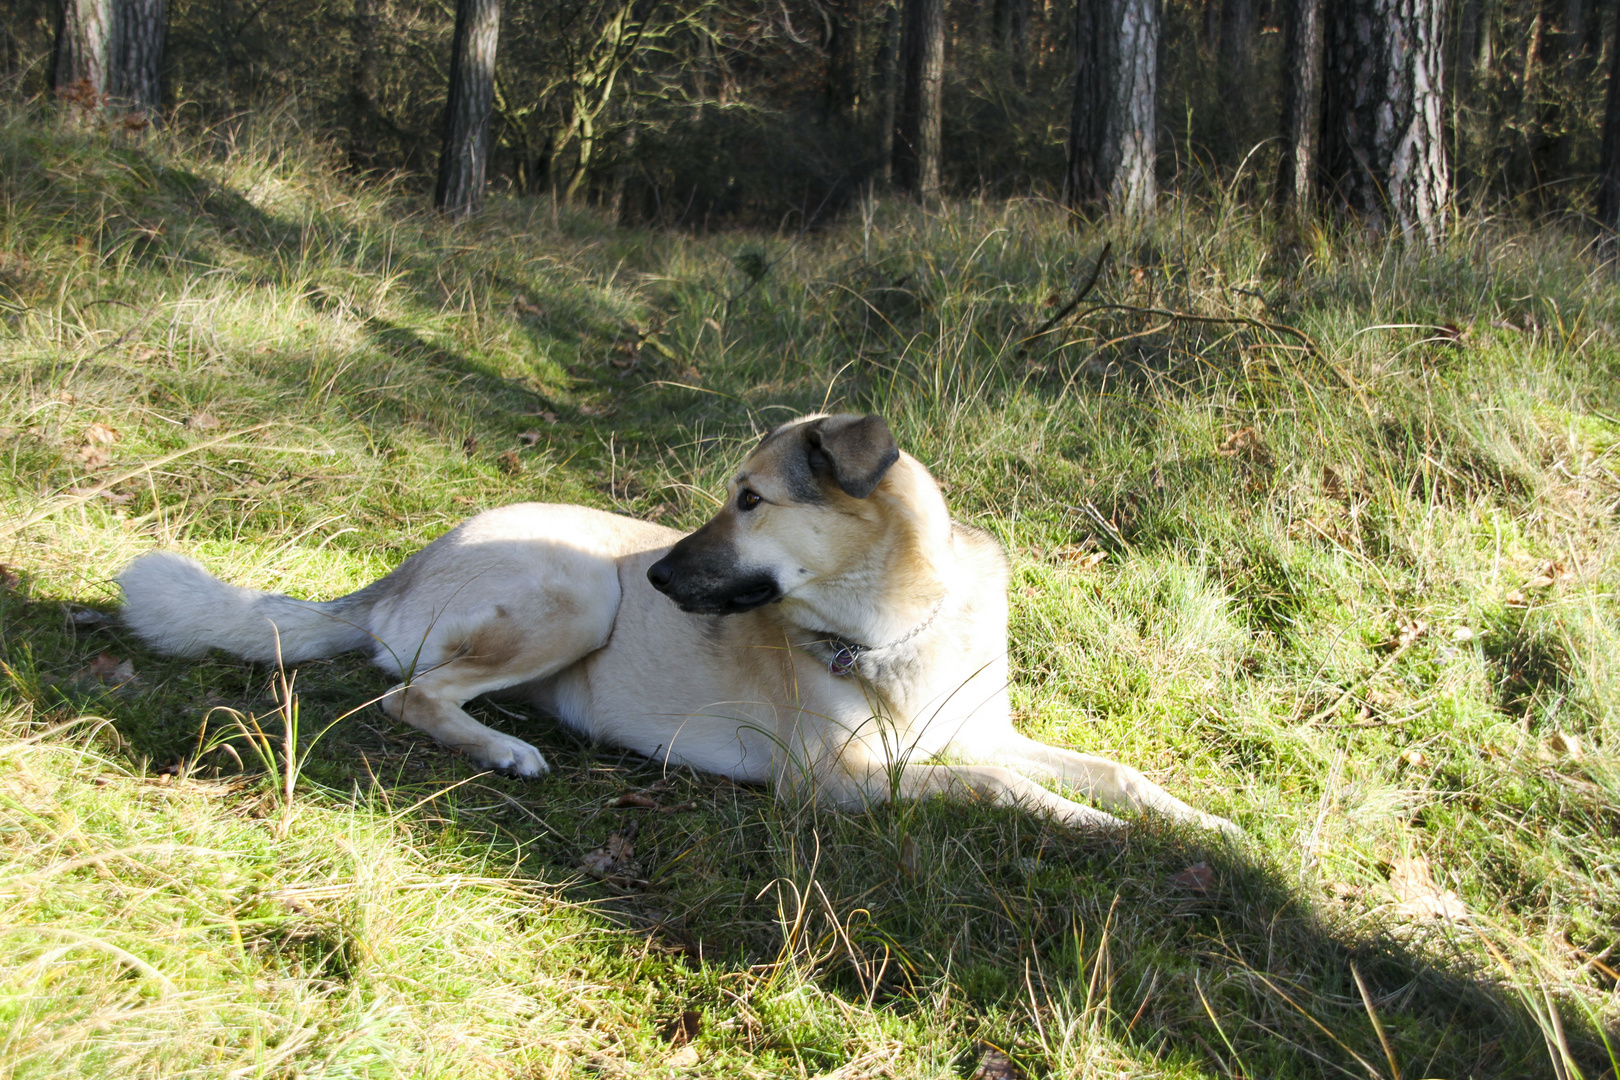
736;489;762;512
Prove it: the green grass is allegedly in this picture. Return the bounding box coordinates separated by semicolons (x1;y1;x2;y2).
3;98;1620;1077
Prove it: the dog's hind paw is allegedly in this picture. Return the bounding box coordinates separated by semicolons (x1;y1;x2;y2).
472;733;550;778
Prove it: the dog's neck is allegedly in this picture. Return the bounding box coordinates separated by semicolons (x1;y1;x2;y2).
778;452;957;671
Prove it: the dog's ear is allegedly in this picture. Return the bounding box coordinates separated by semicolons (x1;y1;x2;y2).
804;414;900;498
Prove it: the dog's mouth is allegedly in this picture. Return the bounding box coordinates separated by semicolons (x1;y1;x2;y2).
669;580;782;615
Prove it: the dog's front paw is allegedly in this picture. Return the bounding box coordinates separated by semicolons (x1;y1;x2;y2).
474;733;550;778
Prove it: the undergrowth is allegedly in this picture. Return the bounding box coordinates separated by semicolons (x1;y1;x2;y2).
2;99;1618;1078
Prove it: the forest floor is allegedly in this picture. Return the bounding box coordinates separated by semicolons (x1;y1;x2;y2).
2;100;1619;1079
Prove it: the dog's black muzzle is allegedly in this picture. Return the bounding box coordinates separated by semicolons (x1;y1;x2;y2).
647;530;782;615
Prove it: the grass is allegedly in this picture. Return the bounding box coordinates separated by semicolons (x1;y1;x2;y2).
2;95;1619;1077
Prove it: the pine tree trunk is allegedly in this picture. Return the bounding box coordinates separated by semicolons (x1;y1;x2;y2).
876;0;901;182
1217;0;1256;157
825;0;863;119
434;0;502;218
993;0;1030;86
1275;0;1321;213
892;0;944;198
1064;0;1157;218
1597;5;1620;229
1320;0;1448;245
53;0;113;101
349;0;380;165
110;0;165;118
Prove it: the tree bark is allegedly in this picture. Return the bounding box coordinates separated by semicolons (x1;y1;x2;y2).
434;0;502;218
1320;0;1449;245
110;0;165;118
825;0;863;119
1217;0;1256;156
53;0;113;100
892;0;944;198
1064;0;1157;218
993;0;1030;86
876;0;901;182
349;0;380;165
1275;0;1321;213
1597;3;1620;228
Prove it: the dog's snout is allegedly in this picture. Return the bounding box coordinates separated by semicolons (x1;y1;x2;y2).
646;557;674;592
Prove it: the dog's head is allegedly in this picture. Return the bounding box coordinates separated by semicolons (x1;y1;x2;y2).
645;413;903;615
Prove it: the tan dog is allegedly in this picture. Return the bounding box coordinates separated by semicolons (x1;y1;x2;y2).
118;414;1236;835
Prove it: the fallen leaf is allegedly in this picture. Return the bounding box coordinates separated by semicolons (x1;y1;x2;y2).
1450;625;1475;642
581;829;641;883
578;403;608;417
899;834;919;877
1399;748;1428;769
1328;881;1362;901
462;434;479;456
656;802;696;814
662;1009;702;1046
73;652;138;687
0;565;20;590
969;1045;1024;1080
1322;463;1347;498
83;422;119;445
67;485;132;504
1395;619;1428;648
1051;544;1107;569
185;412;220;430
517;431;544;446
1168;862;1215;892
1541;732;1584;762
66;607;114;627
1388;856;1468;922
616;791;659;809
529;410;560;424
1505;588;1528;607
75;444;111;469
497;450;523;474
1216;426;1272;464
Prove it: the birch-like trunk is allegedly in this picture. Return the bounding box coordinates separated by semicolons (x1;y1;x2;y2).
434;0;502;217
1275;0;1322;213
1064;0;1157;219
893;0;944;198
53;0;113;100
1321;0;1449;245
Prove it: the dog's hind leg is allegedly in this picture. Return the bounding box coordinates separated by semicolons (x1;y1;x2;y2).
377;604;615;777
993;734;1241;836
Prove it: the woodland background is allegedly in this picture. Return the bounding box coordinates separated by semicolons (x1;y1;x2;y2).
5;1;1618;230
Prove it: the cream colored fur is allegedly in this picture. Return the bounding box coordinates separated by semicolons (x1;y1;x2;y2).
117;415;1237;835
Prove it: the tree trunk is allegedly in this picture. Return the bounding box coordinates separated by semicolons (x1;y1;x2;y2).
1597;3;1620;228
993;0;1029;86
1217;0;1256;157
434;0;502;218
349;0;380;165
53;0;113;101
893;0;944;198
110;0;164;118
1064;0;1157;218
825;0;863;119
1275;0;1321;213
1320;0;1448;245
876;0;901;182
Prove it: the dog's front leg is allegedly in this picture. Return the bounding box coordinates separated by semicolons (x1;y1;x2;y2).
818;761;1126;831
999;735;1241;836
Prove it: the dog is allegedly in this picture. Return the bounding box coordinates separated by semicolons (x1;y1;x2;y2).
118;413;1237;835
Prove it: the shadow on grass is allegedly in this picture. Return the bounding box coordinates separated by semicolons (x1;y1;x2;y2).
4;582;1612;1079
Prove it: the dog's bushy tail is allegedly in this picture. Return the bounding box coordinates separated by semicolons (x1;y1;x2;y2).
117;551;377;663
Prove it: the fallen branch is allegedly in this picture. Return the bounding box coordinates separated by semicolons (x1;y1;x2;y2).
1020;240;1112;350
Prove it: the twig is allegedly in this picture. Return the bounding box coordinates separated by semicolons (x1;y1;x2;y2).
1074;301;1321;356
1020;240;1112;349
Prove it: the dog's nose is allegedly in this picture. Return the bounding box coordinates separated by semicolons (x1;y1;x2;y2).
646;558;673;591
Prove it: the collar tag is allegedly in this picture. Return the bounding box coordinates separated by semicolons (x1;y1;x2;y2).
828;643;862;677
